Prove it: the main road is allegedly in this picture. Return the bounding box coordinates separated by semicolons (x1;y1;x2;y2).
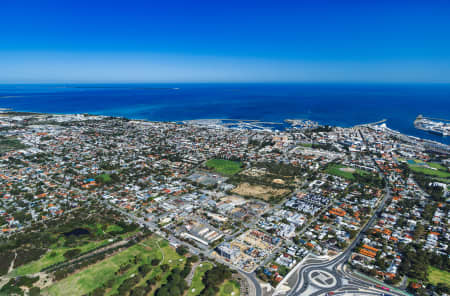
277;130;406;296
277;183;401;296
100;198;263;296
100;137;399;296
103;182;399;296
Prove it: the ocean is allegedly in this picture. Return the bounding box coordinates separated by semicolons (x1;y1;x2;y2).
0;83;449;145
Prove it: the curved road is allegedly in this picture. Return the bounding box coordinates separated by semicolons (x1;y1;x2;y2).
284;183;401;296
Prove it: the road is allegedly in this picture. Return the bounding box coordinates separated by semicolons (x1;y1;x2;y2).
100;199;263;295
102;184;395;296
277;184;401;296
275;130;405;296
100;143;400;296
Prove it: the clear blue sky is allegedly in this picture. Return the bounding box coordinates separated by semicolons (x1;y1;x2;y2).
1;0;450;83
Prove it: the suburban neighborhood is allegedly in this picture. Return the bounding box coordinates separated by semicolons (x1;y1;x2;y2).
0;112;448;296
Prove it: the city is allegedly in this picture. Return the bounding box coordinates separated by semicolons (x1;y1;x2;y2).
0;111;448;296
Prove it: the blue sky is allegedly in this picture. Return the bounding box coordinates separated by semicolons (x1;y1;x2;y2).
1;0;450;83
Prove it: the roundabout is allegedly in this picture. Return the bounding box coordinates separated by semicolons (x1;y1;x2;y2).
308;269;337;288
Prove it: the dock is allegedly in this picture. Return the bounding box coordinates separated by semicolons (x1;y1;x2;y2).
354;119;387;128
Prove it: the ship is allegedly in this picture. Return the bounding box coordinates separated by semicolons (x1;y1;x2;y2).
414;115;449;137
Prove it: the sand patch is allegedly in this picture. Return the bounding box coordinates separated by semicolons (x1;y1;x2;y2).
272;178;285;185
231;183;290;201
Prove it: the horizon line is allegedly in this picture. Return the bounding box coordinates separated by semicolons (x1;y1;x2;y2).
1;81;450;85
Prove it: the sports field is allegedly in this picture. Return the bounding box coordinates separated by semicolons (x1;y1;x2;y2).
206;159;243;176
407;160;450;179
325;164;370;180
428;266;450;287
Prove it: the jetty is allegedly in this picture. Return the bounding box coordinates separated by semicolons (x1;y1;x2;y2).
354;119;387;128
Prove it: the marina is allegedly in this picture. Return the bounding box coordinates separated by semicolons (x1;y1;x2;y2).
182;119;283;131
284;119;319;129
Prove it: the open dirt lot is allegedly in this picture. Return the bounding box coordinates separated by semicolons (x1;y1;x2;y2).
231;183;290;201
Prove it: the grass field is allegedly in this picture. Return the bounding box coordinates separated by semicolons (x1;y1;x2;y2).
45;236;185;296
403;159;450;178
187;262;214;296
300;143;313;148
325;164;370;180
12;238;110;276
206;159;243;176
218;280;240;296
409;165;450;178
428;266;450;287
106;224;123;233
428;162;448;171
96;173;112;183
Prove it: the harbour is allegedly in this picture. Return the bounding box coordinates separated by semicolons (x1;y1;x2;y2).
414;115;449;137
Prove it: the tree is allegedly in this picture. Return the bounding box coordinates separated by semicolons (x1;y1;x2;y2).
91;286;105;296
189;255;199;263
29;287;41;296
63;248;81;259
155;286;170;296
161;264;170;272
151;259;161;266
176;245;188;256
414;223;425;240
138;264;152;276
155;268;187;296
130;286;147;296
200;264;232;295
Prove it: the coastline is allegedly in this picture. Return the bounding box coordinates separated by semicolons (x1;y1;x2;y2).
1;83;449;145
3;109;449;149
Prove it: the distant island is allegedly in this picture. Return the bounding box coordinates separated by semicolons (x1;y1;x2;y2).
53;86;180;90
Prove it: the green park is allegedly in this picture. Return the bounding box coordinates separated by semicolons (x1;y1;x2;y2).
206;159;243;176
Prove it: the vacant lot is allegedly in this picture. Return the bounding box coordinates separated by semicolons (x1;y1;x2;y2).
232;183;290;201
206;159;243;176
